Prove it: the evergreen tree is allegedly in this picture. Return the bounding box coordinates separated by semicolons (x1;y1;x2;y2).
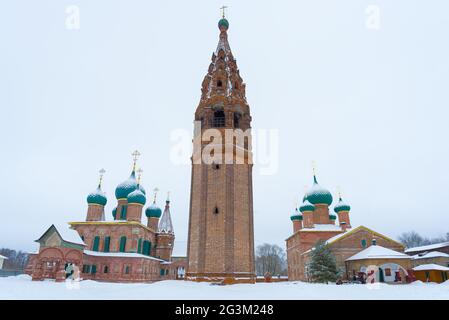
307;240;340;283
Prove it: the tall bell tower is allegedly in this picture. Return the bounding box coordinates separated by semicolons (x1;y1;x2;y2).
186;14;255;282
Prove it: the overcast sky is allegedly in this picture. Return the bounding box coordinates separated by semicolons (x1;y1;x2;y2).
1;0;448;254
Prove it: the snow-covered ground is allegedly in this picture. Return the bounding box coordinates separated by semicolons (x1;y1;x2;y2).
1;275;448;300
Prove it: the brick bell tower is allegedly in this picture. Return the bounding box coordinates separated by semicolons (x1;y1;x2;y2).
186;14;255;283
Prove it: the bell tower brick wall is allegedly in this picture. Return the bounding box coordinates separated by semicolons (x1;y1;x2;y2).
186;18;255;282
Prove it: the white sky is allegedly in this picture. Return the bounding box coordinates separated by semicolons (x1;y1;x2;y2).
1;1;449;254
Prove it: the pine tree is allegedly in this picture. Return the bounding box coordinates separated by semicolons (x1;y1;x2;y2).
307;240;340;283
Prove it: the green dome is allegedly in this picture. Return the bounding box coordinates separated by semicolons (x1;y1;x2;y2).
218;18;229;30
115;171;138;199
299;200;315;213
87;187;107;206
145;202;162;218
306;176;333;206
329;214;337;220
290;208;303;221
112;207;117;219
127;188;146;205
334;197;351;213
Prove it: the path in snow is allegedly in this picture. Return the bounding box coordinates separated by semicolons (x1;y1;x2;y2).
1;275;448;300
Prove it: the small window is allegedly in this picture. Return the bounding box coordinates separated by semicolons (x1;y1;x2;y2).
119;236;127;252
213;163;220;170
233;113;240;128
217;80;223;87
92;236;100;252
124;265;130;274
120;205;127;219
91;265;97;274
103;266;109;274
385;268;391;276
160;269;165;276
103;236;110;253
214;207;219;214
361;239;367;248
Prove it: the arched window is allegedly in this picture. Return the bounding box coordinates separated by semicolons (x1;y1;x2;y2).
214;206;219;214
120;205;127;220
213;110;225;127
361;239;367;248
92;236;100;252
233;113;240;128
137;238;142;254
103;236;110;252
142;240;152;256
217;80;223;87
119;236;127;252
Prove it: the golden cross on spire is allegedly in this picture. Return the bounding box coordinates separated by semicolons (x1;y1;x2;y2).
98;168;105;188
131;150;141;171
153;187;159;203
220;5;228;18
137;168;143;185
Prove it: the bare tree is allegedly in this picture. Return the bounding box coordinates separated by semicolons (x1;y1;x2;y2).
0;248;29;271
398;231;448;249
255;243;287;276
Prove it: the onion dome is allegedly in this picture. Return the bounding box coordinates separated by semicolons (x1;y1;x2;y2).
334;197;351;213
145;202;162;218
87;186;107;206
306;175;333;206
329;213;337;220
290;208;303;221
127;186;146;205
218;18;229;31
115;171;138;199
112;207;117;219
299;200;315;213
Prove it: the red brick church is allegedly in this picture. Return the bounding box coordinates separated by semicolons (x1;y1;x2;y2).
26;153;186;282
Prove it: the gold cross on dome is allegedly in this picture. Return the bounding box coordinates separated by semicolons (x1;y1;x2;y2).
153;187;159;203
312;160;317;176
137;168;143;184
132;150;141;170
98;168;105;187
220;5;228;18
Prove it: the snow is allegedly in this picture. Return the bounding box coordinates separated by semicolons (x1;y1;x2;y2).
0;254;8;259
53;224;85;246
301;224;342;232
83;250;164;262
413;264;449;272
1;275;448;300
405;242;449;253
412;251;449;260
346;245;411;261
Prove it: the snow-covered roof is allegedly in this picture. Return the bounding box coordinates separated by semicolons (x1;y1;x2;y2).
413;264;449;272
54;224;86;246
405;242;449;253
301;224;343;232
159;201;174;234
412;251;449;260
84;250;165;262
346;245;411;261
37;224;85;246
0;254;8;260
